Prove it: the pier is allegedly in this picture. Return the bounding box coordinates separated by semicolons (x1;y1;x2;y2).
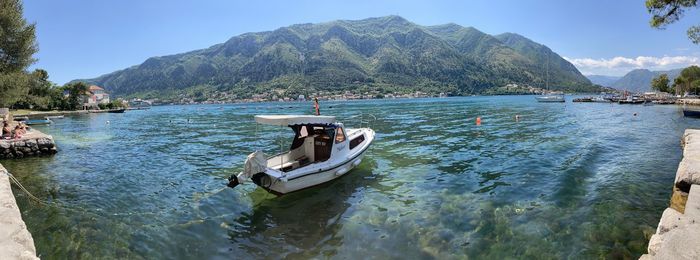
678;99;700;106
643;129;700;259
0;164;38;259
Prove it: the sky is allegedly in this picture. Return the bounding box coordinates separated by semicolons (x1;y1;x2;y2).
22;0;700;84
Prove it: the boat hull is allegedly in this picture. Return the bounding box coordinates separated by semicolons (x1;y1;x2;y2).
253;129;374;195
683;109;700;118
535;96;565;102
25;119;51;125
619;100;644;104
254;148;369;195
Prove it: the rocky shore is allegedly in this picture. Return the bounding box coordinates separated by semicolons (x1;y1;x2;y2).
678;99;700;106
642;129;700;259
0;133;57;159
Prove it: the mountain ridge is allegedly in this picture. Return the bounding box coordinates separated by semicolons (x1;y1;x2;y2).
586;75;621;87
604;68;683;92
73;15;596;99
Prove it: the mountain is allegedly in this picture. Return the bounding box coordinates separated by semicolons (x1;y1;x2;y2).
73;16;596;99
494;33;590;87
610;68;683;92
586;75;621;87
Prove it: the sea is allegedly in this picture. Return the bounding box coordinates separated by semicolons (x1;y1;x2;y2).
3;96;698;259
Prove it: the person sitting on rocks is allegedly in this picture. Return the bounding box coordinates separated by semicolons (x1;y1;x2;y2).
17;122;28;134
12;125;23;139
2;122;11;139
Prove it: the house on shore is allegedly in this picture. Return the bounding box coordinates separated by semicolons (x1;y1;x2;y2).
81;85;110;110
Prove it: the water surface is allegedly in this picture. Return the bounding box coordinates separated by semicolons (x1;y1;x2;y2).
2;96;697;259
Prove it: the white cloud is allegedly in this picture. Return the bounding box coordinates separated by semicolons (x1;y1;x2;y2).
564;56;700;76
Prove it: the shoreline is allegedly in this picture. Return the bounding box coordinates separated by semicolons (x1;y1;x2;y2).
643;129;700;259
0;163;38;259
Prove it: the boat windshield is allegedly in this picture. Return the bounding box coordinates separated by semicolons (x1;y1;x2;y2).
263;124;338;172
290;124;336;150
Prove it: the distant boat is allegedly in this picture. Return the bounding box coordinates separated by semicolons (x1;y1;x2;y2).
90;108;126;113
25;119;52;125
45;115;64;119
572;97;593;102
593;94;613;103
536;95;565;102
683;108;700;118
618;96;644;104
535;52;565;103
652;100;676;105
126;107;150;110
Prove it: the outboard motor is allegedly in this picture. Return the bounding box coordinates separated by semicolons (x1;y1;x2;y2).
228;151;267;188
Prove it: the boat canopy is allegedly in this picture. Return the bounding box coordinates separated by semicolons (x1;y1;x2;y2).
254;115;336;126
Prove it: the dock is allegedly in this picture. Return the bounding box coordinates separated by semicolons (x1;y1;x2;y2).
642;129;700;259
679;99;700;106
0;164;38;259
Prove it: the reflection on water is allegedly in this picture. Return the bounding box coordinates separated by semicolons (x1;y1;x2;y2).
1;96;696;259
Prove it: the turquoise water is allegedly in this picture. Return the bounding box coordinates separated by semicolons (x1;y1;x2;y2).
2;96;698;259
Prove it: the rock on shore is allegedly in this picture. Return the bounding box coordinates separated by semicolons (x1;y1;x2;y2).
0;137;57;159
643;129;700;259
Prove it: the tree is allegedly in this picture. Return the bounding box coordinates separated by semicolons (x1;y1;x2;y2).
14;69;55;110
674;76;688;94
0;72;29;107
652;73;671;92
673;66;700;95
647;0;700;44
682;65;700;95
64;82;89;110
0;0;38;107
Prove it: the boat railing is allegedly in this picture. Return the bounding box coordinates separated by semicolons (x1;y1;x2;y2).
349;113;376;128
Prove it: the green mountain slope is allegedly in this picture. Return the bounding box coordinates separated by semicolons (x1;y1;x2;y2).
74;16;596;98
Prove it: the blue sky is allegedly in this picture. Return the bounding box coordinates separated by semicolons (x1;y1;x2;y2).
23;0;700;84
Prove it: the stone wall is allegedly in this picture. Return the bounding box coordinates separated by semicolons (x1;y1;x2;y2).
642;129;700;259
0;137;57;159
679;99;700;106
0;164;39;259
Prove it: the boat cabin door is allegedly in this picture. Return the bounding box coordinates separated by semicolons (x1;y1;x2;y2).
312;126;334;162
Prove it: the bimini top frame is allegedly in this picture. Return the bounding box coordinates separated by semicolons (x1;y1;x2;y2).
254;115;336;126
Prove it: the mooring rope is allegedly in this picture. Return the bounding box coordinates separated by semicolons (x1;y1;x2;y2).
4;171;235;225
5;171;45;205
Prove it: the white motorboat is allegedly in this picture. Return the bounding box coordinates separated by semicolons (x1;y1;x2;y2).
592;96;610;102
227;115;375;195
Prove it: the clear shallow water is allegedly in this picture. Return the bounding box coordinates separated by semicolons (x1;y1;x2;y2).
2;96;699;259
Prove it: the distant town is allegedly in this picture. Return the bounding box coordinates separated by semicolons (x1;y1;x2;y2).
124;83;565;106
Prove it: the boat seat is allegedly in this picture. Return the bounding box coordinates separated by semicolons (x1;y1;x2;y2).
279;160;300;172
